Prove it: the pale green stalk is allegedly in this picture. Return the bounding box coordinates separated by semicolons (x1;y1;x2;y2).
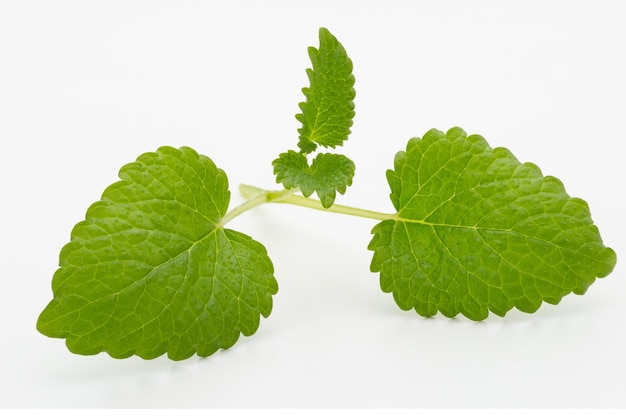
219;184;395;227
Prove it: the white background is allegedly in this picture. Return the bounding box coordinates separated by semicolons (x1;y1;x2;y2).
1;0;624;409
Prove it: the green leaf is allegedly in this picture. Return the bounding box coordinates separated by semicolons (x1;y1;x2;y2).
369;127;617;320
296;27;356;153
272;150;355;208
37;146;278;360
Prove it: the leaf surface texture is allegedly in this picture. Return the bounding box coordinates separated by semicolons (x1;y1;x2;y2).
296;27;355;152
273;151;355;208
369;127;617;320
37;147;278;360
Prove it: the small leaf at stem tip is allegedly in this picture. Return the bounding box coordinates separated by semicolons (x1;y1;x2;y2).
272;150;355;208
296;27;356;153
369;127;617;320
37;146;278;360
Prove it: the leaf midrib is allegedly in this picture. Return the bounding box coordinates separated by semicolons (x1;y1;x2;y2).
393;216;603;266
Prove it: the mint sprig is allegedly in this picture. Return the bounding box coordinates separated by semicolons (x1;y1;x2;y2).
38;28;617;361
273;27;357;208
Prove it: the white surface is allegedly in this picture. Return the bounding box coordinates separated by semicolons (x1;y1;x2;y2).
1;0;624;409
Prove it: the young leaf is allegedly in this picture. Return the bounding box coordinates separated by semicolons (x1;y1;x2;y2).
296;27;356;153
369;127;617;320
37;146;278;360
272;150;355;208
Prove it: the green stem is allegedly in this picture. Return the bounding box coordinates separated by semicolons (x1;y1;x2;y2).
220;184;395;227
272;191;396;221
218;186;292;227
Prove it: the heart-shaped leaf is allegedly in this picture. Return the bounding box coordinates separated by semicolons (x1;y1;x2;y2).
369;127;616;320
37;146;278;360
